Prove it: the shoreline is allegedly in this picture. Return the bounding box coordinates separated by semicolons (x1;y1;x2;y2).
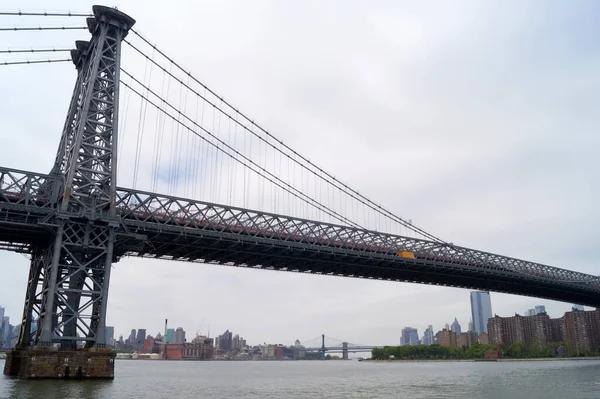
365;357;600;363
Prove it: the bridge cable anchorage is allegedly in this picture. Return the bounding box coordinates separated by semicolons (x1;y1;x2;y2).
0;48;74;53
0;26;88;31
119;76;365;229
125;30;447;243
0;11;92;17
119;68;366;229
0;58;71;66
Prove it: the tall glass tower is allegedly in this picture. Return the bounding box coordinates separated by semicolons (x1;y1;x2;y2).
470;291;493;334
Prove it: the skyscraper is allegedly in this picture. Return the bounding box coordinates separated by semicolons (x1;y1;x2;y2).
451;318;462;335
136;329;147;350
174;327;186;343
216;330;233;351
0;307;6;343
535;305;546;314
128;329;136;345
1;316;10;344
468;319;474;332
423;325;434;346
400;327;419;346
572;304;584;311
470;291;493;334
166;328;174;343
105;326;115;347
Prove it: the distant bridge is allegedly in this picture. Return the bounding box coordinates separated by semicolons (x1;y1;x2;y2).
300;335;377;359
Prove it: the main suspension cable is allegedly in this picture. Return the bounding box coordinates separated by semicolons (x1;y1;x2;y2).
0;26;87;31
0;58;71;66
0;48;73;53
126;32;446;243
0;11;91;17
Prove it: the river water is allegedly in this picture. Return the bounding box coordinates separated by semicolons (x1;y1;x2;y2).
1;359;599;398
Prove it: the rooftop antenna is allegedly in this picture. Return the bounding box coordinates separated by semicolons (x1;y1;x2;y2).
207;320;210;338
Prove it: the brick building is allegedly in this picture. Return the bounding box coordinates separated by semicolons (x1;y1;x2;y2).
143;338;162;354
457;332;478;347
164;338;214;360
488;309;600;355
564;309;600;354
438;329;457;347
488;312;555;347
478;333;489;345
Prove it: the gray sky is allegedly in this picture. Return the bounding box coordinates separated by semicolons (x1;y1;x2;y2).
0;0;599;346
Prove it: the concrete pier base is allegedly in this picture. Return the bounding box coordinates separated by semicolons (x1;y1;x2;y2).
3;347;116;379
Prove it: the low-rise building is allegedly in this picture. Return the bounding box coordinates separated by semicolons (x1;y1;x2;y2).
164;337;214;360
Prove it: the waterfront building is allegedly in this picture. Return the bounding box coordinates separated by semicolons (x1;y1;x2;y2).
174;327;186;343
165;337;214;360
564;308;600;354
478;333;489;345
143;337;161;354
292;340;306;358
262;344;284;359
457;332;477;348
450;318;462;336
400;327;419;346
438;329;457;347
488;312;554;347
470;291;493;334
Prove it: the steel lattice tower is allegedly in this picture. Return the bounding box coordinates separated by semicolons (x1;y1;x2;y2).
16;6;135;350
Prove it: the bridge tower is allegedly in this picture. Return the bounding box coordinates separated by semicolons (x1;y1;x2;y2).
4;5;135;380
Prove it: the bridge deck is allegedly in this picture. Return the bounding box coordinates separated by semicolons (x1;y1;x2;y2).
2;166;599;307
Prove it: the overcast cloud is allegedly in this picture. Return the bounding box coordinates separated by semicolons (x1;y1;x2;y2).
0;0;599;346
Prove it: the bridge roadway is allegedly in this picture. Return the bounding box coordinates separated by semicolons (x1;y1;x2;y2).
1;166;600;307
304;347;375;353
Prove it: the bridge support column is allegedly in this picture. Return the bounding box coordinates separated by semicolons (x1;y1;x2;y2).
3;347;115;379
342;342;348;360
4;5;134;380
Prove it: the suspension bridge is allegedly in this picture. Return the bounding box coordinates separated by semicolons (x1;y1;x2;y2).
300;335;375;359
0;5;598;379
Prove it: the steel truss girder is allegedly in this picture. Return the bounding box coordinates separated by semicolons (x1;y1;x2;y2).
2;165;600;306
114;188;600;288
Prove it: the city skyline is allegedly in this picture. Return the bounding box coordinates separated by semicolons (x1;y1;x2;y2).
0;0;598;347
0;290;584;349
